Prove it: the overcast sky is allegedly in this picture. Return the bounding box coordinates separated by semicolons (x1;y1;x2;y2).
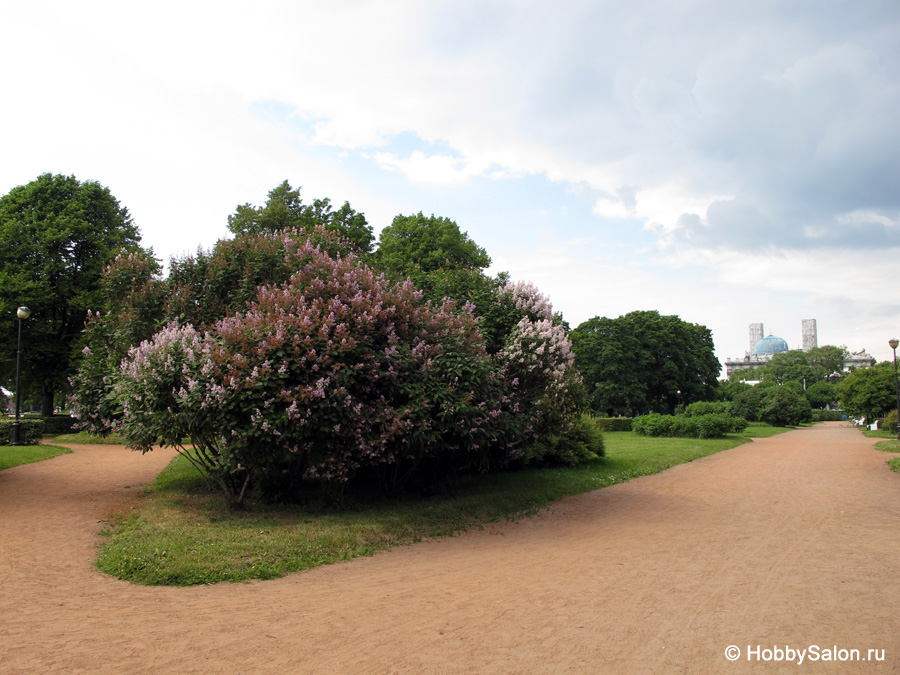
3;0;899;368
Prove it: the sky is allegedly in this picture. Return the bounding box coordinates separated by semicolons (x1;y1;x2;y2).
2;0;899;370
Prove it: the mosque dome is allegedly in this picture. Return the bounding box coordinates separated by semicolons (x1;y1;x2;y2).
754;334;789;355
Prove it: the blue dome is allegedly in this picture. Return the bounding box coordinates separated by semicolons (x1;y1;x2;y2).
754;335;789;355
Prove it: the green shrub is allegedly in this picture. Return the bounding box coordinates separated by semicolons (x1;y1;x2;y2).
525;414;605;466
0;419;45;445
37;414;78;436
633;413;676;437
634;412;744;439
693;413;744;438
880;409;898;432
811;409;844;422
684;401;730;417
594;417;633;432
758;387;812;426
730;388;765;422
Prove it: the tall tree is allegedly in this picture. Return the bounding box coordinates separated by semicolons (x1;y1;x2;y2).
570;310;720;416
227;180;374;253
0;173;142;414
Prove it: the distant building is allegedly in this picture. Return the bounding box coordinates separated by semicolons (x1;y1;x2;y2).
724;319;874;376
843;350;877;371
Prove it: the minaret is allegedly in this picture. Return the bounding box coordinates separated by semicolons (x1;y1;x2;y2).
749;323;764;353
802;319;817;351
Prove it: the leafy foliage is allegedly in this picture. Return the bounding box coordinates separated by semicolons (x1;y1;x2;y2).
227;180;374;253
78;233;587;506
836;362;897;420
729;387;765;422
570;310;720;416
0;173;143;413
593;417;634;432
632;412;746;439
0;418;44;445
757;387;812;426
524;414;605;466
804;380;836;409
377;212;491;276
684;401;730;416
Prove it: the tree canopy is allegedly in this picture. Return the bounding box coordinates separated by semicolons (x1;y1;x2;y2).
836;362;897;420
377;212;491;277
570;310;720;416
0;173;142;414
227;180;374;253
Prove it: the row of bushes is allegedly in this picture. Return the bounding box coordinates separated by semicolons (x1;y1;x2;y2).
0;419;45;445
811;410;844;422
633;412;747;439
21;414;77;435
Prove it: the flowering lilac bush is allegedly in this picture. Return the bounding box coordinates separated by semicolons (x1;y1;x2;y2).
492;283;587;464
73;229;592;506
108;238;500;505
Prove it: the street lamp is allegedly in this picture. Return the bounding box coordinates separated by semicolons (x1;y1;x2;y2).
890;338;900;441
11;306;30;446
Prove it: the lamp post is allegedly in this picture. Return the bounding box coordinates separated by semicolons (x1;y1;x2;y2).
11;306;30;446
890;338;900;441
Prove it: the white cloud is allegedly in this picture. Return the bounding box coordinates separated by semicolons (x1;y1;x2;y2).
2;0;900;366
373;151;489;186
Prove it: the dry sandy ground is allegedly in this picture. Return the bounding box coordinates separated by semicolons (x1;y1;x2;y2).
1;422;899;673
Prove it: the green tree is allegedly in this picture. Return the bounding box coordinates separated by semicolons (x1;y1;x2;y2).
377;212;491;277
805;380;836;409
758;386;812;426
757;350;814;386
835;362;896;421
570;310;720;416
227;180;374;253
0;174;142;414
806;345;848;383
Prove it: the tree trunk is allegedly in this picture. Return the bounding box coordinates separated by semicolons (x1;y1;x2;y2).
41;391;54;417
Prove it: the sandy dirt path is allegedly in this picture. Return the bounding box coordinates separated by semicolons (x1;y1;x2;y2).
1;423;899;673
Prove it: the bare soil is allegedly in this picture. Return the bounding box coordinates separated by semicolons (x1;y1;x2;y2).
1;422;899;673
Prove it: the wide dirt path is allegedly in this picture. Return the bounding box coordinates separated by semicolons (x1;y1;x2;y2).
1;423;899;673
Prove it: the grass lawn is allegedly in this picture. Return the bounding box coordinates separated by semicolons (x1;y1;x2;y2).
862;427;900;472
0;444;71;471
52;431;128;445
95;423;790;586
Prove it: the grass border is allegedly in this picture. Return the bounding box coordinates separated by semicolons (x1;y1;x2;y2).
0;444;72;471
94;426;791;586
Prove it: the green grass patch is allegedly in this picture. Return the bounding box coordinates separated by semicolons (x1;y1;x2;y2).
97;431;759;586
863;428;900;441
855;428;900;471
51;431;129;444
0;444;71;471
872;438;900;453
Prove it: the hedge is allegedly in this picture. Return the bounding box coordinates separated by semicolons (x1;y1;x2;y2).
0;419;45;445
33;414;78;436
632;412;746;439
811;410;844;422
